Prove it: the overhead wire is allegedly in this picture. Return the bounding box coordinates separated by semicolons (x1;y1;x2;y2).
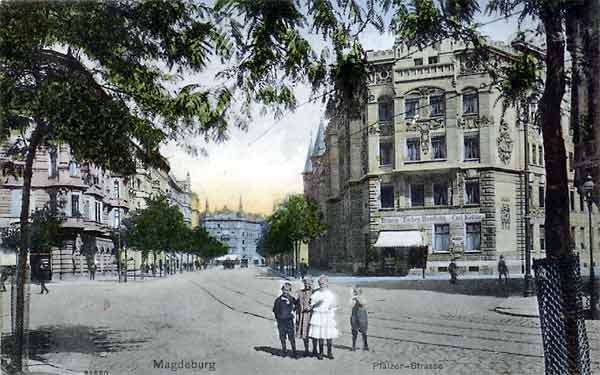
245;8;524;147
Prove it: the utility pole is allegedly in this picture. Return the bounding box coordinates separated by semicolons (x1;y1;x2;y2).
522;100;533;297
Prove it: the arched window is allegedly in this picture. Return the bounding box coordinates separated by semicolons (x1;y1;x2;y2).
378;96;394;122
404;94;420;119
462;88;479;115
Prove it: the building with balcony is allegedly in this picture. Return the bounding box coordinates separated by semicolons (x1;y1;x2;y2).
1;139;198;276
303;38;600;275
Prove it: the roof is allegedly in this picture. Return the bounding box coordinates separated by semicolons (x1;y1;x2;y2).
302;134;314;174
373;231;425;248
311;118;327;157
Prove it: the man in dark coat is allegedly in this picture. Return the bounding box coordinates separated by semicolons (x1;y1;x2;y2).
498;255;509;283
273;282;298;358
38;262;50;294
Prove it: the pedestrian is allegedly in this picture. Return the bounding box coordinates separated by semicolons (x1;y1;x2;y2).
350;286;369;351
296;276;317;357
309;275;338;360
273;282;298;358
0;267;8;292
498;255;509;283
89;262;96;280
448;260;458;285
38;262;50;294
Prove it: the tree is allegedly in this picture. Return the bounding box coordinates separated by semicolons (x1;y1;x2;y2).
264;195;325;275
0;2;387;368
386;0;589;372
121;196;187;272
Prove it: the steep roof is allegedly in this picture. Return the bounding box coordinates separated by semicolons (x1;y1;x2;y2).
302;134;314;174
311;118;327;157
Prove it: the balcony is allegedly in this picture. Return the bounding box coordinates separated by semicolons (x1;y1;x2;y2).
394;63;454;83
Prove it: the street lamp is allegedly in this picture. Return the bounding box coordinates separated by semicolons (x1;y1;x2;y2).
583;174;596;319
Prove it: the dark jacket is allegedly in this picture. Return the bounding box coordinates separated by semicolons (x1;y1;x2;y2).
273;293;297;321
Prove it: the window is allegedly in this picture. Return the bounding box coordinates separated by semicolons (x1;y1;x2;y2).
48;147;58;178
539;147;543;165
95;201;102;223
428;56;439;64
433;183;448;206
113;179;120;199
406;138;420;161
465;223;481;252
410;184;425;207
378;98;394;122
570;226;576;250
431;135;446;159
380;185;394;209
464;134;480;159
463;92;479;114
532;145;537;165
10;189;22;216
465;180;480;204
379;142;393;166
434;224;449;252
570;191;575;211
405;98;420;119
580;227;586;250
569;152;574;171
539;186;545;208
414;58;423;66
71;194;80;217
540;225;545;251
580;193;585;212
429;95;444;117
69;161;78;177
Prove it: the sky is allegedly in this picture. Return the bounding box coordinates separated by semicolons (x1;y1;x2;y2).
162;7;532;216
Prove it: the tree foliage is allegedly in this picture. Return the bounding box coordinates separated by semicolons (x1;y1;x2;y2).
263;195;325;256
0;202;65;253
119;195;227;260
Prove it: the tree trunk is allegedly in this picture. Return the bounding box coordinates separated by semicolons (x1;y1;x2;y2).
14;125;43;372
540;9;569;260
540;6;589;374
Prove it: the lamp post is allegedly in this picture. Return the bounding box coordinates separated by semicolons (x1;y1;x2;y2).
522;99;533;297
583;175;596;319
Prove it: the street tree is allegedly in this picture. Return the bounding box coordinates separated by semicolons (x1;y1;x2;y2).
265;195;325;274
121;196;187;273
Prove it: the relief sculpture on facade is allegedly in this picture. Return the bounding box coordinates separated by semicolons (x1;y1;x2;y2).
497;120;513;164
456;114;493;129
406;118;445;154
368;63;393;85
501;203;510;230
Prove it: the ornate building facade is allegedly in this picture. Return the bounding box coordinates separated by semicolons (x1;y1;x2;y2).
0;139;196;276
303;38;600;275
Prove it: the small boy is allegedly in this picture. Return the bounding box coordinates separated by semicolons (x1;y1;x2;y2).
273;282;298;358
350;286;369;351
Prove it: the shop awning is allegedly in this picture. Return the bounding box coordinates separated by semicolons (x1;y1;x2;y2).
373;231;425;248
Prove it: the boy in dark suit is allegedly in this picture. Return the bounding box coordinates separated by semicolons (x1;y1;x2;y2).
273;282;298;358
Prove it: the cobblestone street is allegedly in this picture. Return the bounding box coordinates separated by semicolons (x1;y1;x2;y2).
3;267;600;375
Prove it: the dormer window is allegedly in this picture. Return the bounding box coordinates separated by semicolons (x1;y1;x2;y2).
414;58;423;66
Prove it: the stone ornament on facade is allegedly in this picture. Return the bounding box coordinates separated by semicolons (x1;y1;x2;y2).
456;114;493;129
406;117;446;155
497;120;514;164
368;63;393;85
501;203;510;230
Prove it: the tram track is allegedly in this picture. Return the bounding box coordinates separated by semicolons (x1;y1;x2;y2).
186;273;600;366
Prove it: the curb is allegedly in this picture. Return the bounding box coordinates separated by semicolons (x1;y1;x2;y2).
492;307;539;319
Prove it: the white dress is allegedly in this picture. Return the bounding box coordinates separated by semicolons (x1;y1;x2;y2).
308;288;339;339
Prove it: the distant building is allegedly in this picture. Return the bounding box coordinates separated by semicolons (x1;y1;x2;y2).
202;198;265;263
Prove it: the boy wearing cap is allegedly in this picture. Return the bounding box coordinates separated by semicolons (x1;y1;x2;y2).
273;282;298;358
